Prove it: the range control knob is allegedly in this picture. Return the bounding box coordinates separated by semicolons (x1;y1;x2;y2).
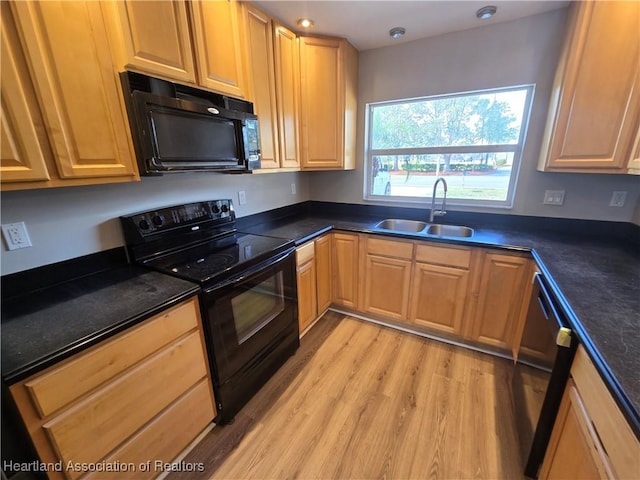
138;218;151;231
152;214;164;227
212;204;220;214
221;204;229;213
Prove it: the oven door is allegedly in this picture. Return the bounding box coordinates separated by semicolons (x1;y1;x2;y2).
202;248;297;386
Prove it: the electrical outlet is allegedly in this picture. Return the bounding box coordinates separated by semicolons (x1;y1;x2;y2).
238;190;247;205
609;191;627;207
543;190;565;206
2;222;32;250
291;183;296;195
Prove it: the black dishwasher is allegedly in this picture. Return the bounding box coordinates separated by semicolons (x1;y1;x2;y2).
511;273;577;478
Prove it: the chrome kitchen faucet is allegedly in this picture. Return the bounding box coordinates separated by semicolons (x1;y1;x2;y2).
430;177;448;223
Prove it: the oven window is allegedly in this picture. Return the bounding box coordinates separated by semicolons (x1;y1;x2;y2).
231;271;285;344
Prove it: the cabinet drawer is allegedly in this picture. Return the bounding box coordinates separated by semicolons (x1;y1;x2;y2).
25;299;199;418
43;331;207;477
570;346;640;479
415;243;471;268
366;237;413;260
296;241;315;266
87;379;215;479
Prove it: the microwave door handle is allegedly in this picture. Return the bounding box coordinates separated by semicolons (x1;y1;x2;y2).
206;248;294;292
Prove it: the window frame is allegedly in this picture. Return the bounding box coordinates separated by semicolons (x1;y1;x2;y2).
363;85;535;208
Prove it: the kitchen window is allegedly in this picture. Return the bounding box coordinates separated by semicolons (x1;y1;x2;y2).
365;85;534;208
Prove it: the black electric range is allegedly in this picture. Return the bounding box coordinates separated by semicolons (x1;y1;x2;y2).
120;199;299;424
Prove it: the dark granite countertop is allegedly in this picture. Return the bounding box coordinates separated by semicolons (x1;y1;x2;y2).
1;264;200;384
2;203;637;437
239;209;640;435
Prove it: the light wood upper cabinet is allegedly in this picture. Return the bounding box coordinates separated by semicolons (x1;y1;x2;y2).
299;36;357;170
539;1;640;174
242;5;300;170
332;232;359;309
108;0;196;84
243;4;279;169
5;1;138;188
107;0;248;98
190;0;248;98
468;250;532;352
0;2;50;183
273;22;301;169
409;244;473;337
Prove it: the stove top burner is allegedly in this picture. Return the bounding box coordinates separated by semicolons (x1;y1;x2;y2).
145;233;293;284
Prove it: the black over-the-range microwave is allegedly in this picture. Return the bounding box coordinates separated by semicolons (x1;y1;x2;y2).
120;71;261;174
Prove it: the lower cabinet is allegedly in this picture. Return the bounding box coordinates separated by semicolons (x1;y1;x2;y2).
360;236;413;320
315;234;332;313
8;297;216;480
296;241;317;334
409;243;472;337
296;234;332;335
467;250;532;352
328;233;533;354
297;231;533;355
540;346;640;479
540;379;611;479
331;232;359;309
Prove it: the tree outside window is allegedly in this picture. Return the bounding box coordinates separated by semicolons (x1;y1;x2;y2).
366;86;534;207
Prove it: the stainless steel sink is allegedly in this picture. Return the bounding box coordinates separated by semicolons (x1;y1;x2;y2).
425;224;474;238
375;218;428;232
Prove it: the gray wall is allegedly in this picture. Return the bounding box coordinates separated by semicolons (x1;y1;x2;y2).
2;7;639;275
309;8;640;222
0;172;309;275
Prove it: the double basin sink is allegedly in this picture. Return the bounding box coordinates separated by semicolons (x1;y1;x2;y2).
374;219;474;238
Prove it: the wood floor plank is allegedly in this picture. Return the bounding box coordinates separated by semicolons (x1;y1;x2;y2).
168;313;524;480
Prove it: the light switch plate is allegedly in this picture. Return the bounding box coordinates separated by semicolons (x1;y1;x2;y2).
238;190;247;205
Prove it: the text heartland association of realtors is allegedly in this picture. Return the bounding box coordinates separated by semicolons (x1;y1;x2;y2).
3;460;206;474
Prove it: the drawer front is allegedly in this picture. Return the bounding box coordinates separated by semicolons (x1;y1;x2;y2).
25;299;199;418
415;243;471;268
43;331;207;478
570;346;640;479
366;237;413;260
86;379;215;479
296;241;315;266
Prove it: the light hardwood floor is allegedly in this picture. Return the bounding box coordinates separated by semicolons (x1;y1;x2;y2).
169;312;524;479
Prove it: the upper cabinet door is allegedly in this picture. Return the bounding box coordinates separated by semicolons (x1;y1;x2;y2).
273;23;300;169
11;1;137;179
539;1;640;173
111;0;196;84
299;36;343;169
0;3;50;183
243;4;279;169
299;36;357;170
190;0;248;99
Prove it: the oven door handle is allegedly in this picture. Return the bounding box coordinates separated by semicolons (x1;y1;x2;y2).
205;247;295;292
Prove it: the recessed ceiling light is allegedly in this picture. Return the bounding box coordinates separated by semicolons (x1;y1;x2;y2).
389;27;406;39
297;18;314;29
476;5;497;19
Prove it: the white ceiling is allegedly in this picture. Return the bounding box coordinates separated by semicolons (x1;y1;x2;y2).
253;1;570;51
